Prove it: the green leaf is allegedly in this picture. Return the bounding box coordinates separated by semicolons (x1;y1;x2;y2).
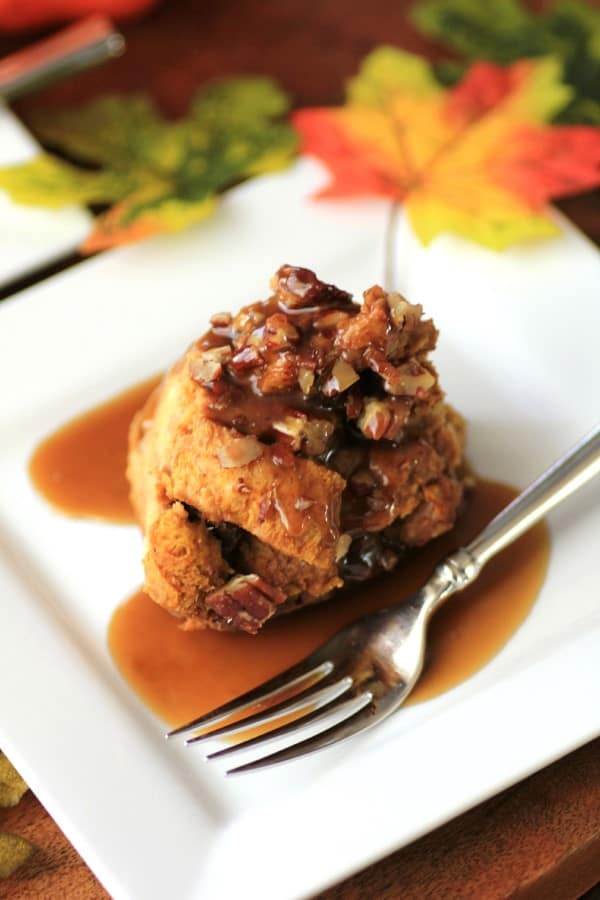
185;77;298;191
0;154;131;207
347;46;440;106
0;833;34;879
412;0;532;63
411;0;600;123
3;77;298;251
0;754;27;808
27;95;165;168
191;76;291;125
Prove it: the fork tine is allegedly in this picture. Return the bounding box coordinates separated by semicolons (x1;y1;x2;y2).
225;698;380;775
186;675;353;745
205;690;373;763
166;659;333;739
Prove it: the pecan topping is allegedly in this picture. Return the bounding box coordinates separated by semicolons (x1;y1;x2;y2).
131;264;466;636
298;366;315;395
216;436;263;468
335;533;352;562
271;264;354;311
189;346;231;385
322;359;360;397
210;311;233;329
273;414;335;455
230;346;262;372
206;574;286;635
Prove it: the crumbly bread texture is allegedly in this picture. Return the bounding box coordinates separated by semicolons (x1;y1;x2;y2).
127;265;466;633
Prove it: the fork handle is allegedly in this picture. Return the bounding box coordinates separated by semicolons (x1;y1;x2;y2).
0;16;124;101
432;423;600;604
467;423;600;565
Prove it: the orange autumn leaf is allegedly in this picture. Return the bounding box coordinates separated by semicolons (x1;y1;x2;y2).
293;48;600;250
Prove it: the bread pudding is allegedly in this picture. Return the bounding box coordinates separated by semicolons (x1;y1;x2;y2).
127;266;466;634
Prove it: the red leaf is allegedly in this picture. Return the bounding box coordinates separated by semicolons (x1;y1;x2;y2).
493;126;600;207
292;108;401;200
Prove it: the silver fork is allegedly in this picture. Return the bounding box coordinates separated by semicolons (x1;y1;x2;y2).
167;424;600;774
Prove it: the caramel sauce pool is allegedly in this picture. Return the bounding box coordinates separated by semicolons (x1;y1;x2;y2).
109;484;549;727
29;378;550;727
29;376;161;523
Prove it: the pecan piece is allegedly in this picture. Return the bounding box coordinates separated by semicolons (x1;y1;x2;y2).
298;366;315;395
273;414;335;455
263;313;300;349
271;264;354;311
210;311;233;329
322;359;360;397
230;345;262;372
189;346;231;385
368;352;436;397
205;574;286;634
216;435;263;468
357;397;410;441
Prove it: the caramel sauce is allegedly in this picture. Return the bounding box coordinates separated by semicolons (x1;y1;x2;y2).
29;376;161;523
28;376;550;728
109;482;549;727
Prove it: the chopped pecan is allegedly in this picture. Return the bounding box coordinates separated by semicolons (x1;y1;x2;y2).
273;414;335;455
357;397;411;441
322;359;360;397
386;293;421;328
294;497;314;511
230;345;262;372
216;436;263;468
232;306;266;333
263;313;300;349
210;311;233;329
335;533;352;561
368;352;436;397
298;366;315;395
258;353;299;393
205;574;286;634
189;346;231;385
271;264;354;311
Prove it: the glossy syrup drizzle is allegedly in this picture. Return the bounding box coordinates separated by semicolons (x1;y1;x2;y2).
29;378;550;727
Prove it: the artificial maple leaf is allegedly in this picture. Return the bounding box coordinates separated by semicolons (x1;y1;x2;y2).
293;48;600;250
0;753;27;809
0;753;32;880
411;0;600;124
0;79;298;252
0;833;33;880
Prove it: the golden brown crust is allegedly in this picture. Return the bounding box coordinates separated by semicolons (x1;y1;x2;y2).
150;358;345;569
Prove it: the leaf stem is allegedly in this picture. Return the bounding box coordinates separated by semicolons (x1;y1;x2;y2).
383;200;400;291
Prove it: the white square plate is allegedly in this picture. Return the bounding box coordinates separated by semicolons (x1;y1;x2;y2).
0;159;599;900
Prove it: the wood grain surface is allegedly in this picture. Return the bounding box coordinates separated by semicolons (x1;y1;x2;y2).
0;1;598;897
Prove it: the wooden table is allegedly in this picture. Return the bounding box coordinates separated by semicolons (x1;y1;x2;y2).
1;1;599;897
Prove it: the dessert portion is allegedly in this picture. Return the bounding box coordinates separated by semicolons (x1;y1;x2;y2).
127;266;466;634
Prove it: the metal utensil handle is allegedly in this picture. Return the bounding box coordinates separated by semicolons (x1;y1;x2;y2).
465;423;600;568
0;15;124;101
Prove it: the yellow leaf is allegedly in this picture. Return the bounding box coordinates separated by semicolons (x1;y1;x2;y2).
407;190;559;249
0;154;125;208
84;193;216;253
347;46;441;106
0;833;33;879
0;754;27;808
